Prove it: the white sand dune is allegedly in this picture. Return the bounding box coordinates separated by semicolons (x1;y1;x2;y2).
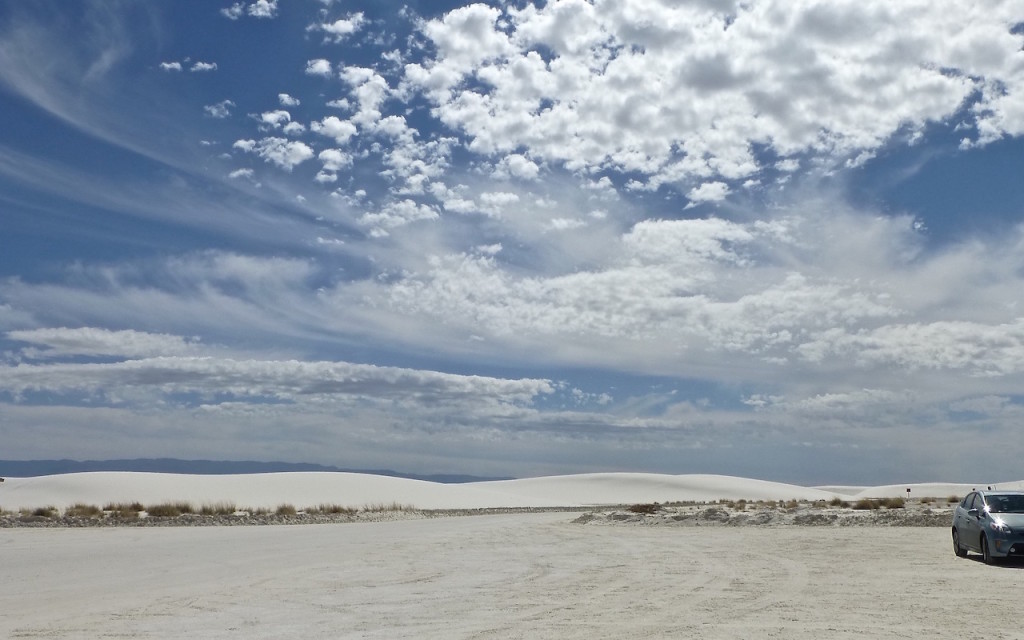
3;471;1015;512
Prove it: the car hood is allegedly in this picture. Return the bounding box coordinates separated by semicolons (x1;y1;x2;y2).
989;513;1024;528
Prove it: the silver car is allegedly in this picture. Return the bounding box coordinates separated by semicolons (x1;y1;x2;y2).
952;490;1024;564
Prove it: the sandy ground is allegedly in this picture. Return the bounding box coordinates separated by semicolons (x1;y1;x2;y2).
4;512;1023;639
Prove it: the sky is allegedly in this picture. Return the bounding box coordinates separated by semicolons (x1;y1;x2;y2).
1;0;1024;485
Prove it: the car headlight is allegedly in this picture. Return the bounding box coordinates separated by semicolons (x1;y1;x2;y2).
989;519;1013;534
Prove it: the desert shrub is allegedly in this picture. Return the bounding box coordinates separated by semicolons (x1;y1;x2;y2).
881;497;905;509
920;496;935;504
199;502;236;516
104;501;144;513
947;495;961;504
32;506;58;518
362;502;414;512
312;503;357;515
853;498;880;510
104;502;144;519
628;503;661;515
147;502;194;517
65;503;102;518
784;500;800;510
275;504;297;516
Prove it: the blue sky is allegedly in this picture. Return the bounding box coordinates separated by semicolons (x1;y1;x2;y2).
2;0;1024;484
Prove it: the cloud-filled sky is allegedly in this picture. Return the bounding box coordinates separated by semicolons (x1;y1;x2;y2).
2;0;1024;484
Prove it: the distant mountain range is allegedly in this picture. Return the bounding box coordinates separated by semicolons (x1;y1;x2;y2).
0;459;512;484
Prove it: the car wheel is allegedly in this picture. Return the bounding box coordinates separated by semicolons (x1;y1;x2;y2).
982;535;997;565
952;529;967;558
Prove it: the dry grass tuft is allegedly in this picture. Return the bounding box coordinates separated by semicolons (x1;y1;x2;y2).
628;503;661;515
311;503;358;515
147;502;194;517
362;501;415;512
275;504;297;516
65;503;102;518
199;502;237;516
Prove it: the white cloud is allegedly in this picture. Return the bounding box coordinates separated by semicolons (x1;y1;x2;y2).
278;93;300;107
312;13;366;43
318;148;352;171
686;181;730;205
493;154;540;181
203;100;235;119
159;61;182;72
0;355;552;408
247;0;278;19
403;0;1024;191
359;199;439;235
8;327;201;360
220;3;244;20
259;109;291;129
340;66;390;127
305;59;334;76
190;61;217;72
311;116;357;145
234;137;314;171
228;168;254;180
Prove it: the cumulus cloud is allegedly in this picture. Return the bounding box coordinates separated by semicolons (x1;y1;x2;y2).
203;99;235;118
159;61;182;72
278;93;300;106
686;181;730;205
259;109;291;129
220;3;244;20
305;59;333;76
402;0;1024;194
233;137;314;170
359;199;439;235
311;116;357;144
189;61;217;72
311;13;366;43
246;0;278;19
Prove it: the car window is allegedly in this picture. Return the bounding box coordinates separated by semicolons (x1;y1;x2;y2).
961;493;974;508
986;495;1024;514
968;494;980;510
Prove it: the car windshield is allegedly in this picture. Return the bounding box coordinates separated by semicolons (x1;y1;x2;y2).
985;495;1024;514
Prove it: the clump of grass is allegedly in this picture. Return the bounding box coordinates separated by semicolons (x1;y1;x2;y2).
30;506;59;518
880;497;905;509
947;495;961;504
104;501;144;513
65;503;102;518
784;499;800;511
628;503;661;515
920;496;936;504
275;504;297;516
853;498;880;510
147;502;194;517
104;502;144;519
199;502;237;516
362;501;414;512
311;503;358;515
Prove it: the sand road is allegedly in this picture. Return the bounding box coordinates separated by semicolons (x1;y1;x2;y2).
3;513;1022;639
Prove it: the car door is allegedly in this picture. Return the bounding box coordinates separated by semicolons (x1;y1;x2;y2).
959;493;983;551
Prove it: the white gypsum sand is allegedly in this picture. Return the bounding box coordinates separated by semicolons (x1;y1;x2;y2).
2;512;1022;639
3;471;1017;512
